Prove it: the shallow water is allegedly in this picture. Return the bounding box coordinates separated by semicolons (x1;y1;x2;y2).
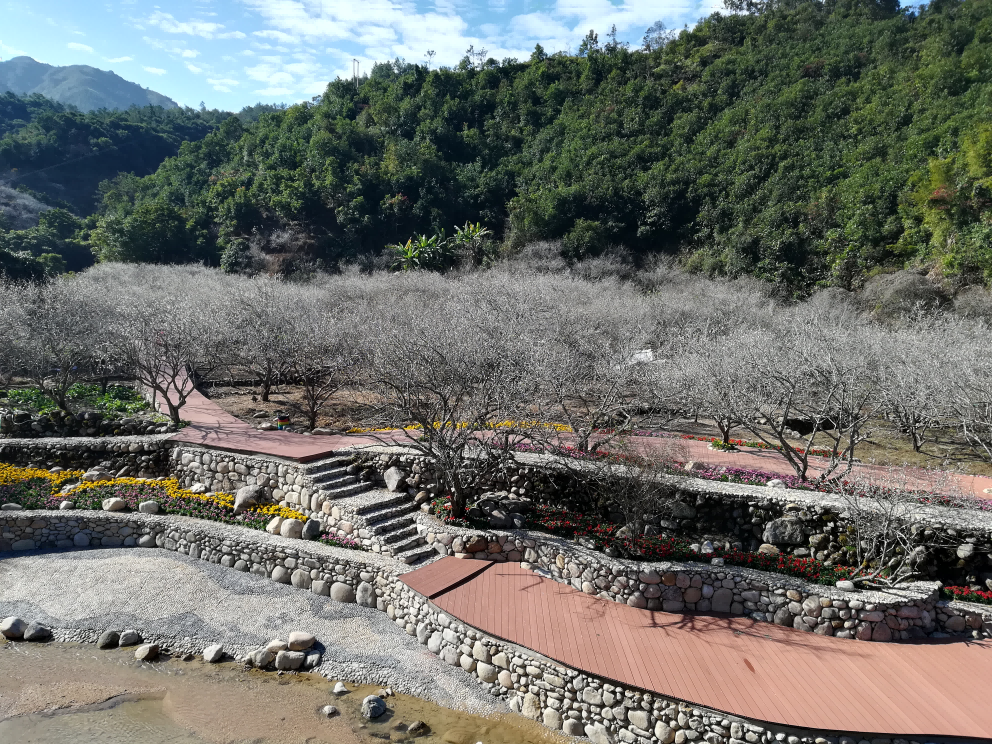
0;641;566;744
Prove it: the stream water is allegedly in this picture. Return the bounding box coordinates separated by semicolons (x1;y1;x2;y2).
0;641;566;744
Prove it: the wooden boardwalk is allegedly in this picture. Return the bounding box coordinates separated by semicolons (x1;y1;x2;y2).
402;558;992;740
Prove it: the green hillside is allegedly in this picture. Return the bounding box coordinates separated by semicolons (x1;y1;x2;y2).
0;56;177;112
17;0;992;290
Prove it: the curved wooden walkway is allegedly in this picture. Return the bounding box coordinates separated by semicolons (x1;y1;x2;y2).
402;558;992;740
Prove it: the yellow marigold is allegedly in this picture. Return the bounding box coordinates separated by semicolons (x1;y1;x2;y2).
0;463;85;487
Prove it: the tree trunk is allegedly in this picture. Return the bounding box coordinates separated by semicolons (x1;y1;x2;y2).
448;477;467;519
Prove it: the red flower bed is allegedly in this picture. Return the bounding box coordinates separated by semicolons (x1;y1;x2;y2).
941;586;992;606
430;498;851;586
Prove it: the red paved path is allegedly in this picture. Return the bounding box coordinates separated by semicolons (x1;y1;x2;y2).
164;389;992;497
403;558;992;739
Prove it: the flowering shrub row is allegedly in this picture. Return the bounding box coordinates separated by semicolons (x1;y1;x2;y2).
940;586;992;606
428;495;852;586
0;463;360;549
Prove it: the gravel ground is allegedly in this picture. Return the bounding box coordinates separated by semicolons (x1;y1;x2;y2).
0;548;503;715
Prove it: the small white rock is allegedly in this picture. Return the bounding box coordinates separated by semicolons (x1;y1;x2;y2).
203;643;224;663
333;681;348;695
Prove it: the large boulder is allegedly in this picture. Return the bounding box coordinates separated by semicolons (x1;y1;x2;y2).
134;643;159;661
330;582;356;603
203;644;224;663
274;650;305;670
0;617;26;639
23;622;52;642
288;631;315;651
361;695;387;719
102;498;126;512
356;581;376;608
302;519;322;540
762;518;806;546
383;467;406;492
118;629;143;646
279;519;304;539
233;485;262;514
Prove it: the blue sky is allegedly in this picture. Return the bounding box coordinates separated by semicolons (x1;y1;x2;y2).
0;0;723;111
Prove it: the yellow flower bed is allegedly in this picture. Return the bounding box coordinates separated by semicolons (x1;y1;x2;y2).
0;463;306;522
0;463;84;487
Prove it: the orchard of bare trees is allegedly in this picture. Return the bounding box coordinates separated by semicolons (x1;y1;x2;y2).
2;262;992;518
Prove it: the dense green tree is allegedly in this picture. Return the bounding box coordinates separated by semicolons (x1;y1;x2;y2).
88;0;992;290
89;202;205;264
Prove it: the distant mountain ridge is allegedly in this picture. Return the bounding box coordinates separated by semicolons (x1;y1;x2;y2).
0;56;176;112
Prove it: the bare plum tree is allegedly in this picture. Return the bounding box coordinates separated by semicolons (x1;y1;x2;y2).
227;276;294;402
80;264;229;424
359;275;531;519
830;463;963;586
280;284;360;430
13;279;99;414
731;311;884;482
531;282;653;453
878;318;956;453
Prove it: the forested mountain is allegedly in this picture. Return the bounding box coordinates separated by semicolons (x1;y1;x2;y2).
0;93;289;215
0;93;289;279
86;0;992;291
0;56;176;112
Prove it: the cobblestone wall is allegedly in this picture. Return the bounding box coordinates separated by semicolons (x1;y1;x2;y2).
0;435;173;476
412;519;989;641
169;446;314;509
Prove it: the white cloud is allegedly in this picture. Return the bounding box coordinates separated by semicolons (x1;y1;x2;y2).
208;77;240;92
254;86;293;95
67;42;94;53
253;29;295;43
144;37;201;59
143;66;167;75
107;56;133;63
147;11;244;40
0;41;28;57
186;62;203;73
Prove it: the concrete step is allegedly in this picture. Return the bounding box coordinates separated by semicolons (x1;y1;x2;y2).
350;491;413;516
319;481;373;500
393;543;436;565
364;502;418;526
302;456;353;475
379;524;418;545
310;469;355;487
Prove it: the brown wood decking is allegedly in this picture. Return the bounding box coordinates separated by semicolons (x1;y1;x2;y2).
401;558;992;739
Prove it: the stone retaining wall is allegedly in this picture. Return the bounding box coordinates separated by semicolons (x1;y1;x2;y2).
0;408;176;438
412;517;990;642
0;435;173;476
170;445;315;510
0;509;978;744
356;450;992;589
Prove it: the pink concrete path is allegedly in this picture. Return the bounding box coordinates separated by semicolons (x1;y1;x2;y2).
621;434;992;500
162;389;992;497
163;388;398;462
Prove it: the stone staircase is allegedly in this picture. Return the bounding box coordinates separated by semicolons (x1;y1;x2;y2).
301;457;434;565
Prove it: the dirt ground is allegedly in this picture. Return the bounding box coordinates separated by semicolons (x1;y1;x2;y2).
201;384;386;433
